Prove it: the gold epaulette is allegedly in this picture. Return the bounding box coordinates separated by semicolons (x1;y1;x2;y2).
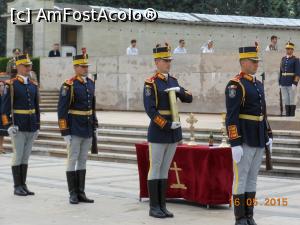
64;77;75;86
229;74;245;106
230;74;242;83
145;74;157;84
5;78;16;85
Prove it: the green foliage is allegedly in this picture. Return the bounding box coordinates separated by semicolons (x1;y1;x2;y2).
0;57;9;72
55;0;299;17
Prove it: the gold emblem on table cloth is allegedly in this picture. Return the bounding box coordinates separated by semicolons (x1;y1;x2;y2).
170;162;187;190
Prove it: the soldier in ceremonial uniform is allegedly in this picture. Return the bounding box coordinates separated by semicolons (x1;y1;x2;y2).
1;54;40;196
57;52;98;204
143;43;193;218
279;42;300;116
6;48;21;79
225;46;273;225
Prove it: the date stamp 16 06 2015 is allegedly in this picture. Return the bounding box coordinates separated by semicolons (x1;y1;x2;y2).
230;197;289;207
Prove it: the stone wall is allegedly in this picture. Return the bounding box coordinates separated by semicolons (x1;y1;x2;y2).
6;0;300;57
40;52;300;115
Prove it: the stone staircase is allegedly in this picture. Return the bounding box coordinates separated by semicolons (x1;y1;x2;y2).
39;90;59;112
3;121;300;178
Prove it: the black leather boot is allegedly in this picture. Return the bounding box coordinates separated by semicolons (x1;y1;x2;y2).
290;105;296;117
76;170;94;203
245;192;257;225
12;166;27;196
159;179;174;217
285;105;290;116
148;180;166;218
20;164;35;195
66;171;79;204
233;194;248;225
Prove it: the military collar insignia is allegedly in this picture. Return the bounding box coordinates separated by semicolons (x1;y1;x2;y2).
156;72;167;81
16;75;25;84
239;72;254;82
75;75;84;83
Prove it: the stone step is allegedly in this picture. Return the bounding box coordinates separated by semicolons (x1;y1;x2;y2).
40;92;59;96
37;129;225;142
40;96;59;100
40;99;58;104
6;131;300;160
272;147;300;157
260;165;300;178
262;156;300;167
40;104;57;108
274;138;300;145
40;90;59;92
40;108;57;112
272;130;300;137
41;120;300;133
36;130;300;150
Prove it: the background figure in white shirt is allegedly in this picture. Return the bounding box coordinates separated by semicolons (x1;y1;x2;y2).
126;39;139;56
173;39;187;54
201;40;214;53
265;35;278;52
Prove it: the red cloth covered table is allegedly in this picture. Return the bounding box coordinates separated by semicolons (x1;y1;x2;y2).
135;142;233;205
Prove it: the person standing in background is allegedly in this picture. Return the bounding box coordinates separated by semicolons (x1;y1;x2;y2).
279;42;300;116
265;35;278;52
48;43;61;57
173;39;187;54
6;48;21;79
201;40;214;53
126;39;139;56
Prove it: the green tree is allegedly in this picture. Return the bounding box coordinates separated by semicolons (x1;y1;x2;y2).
271;0;290;17
290;0;300;17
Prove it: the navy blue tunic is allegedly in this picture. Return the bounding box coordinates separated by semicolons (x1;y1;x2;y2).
57;75;98;138
225;73;272;148
143;73;193;143
1;75;40;132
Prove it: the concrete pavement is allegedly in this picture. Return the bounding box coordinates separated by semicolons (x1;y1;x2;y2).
0;154;299;225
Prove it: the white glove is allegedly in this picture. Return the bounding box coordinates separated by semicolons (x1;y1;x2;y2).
266;138;273;154
231;146;243;163
171;122;181;129
33;130;39;140
8;126;19;137
63;135;72;145
165;87;181;93
292;84;297;91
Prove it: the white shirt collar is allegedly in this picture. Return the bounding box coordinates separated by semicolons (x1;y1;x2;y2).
19;75;29;84
82;76;87;83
